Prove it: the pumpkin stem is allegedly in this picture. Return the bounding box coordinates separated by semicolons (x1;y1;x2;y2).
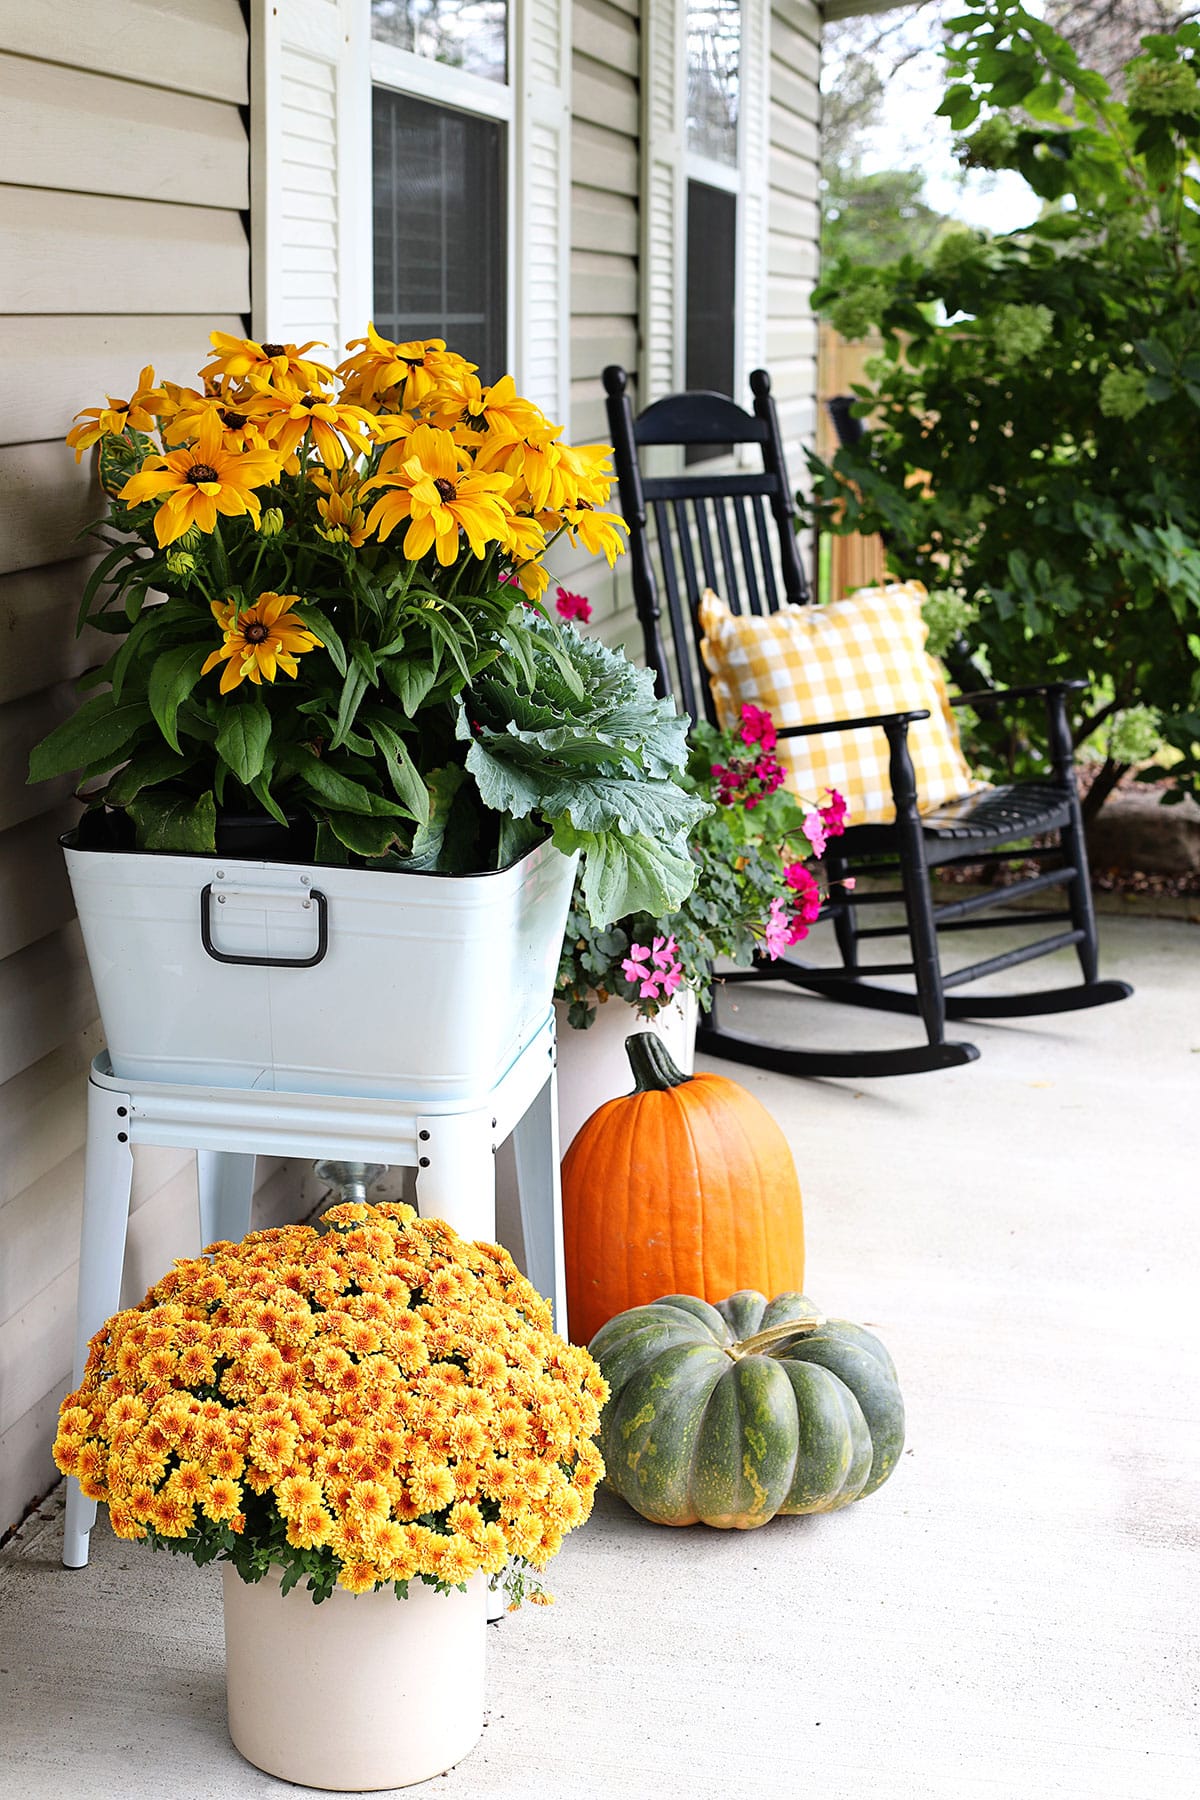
730;1316;826;1360
625;1032;692;1093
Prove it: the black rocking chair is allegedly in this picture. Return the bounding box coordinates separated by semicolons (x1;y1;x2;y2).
602;364;1132;1078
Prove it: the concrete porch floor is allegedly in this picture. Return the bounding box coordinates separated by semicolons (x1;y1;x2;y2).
1;914;1197;1800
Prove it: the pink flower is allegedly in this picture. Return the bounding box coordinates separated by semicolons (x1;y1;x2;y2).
839;875;857;891
763;897;791;960
752;753;785;796
802;811;828;858
784;863;822;924
555;585;592;623
502;571;522;586
622;938;684;1004
739;704;778;752
819;788;848;837
712;763;745;806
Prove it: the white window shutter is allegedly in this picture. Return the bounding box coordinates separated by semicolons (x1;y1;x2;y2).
250;0;371;360
515;0;572;423
738;0;772;391
639;0;687;405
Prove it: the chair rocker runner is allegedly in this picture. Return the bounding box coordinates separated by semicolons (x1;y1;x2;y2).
602;364;1132;1079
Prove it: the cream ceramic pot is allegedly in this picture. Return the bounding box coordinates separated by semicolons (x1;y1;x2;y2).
222;1566;486;1791
554;989;698;1152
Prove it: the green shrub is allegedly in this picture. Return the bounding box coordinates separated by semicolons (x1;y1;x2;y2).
805;1;1200;815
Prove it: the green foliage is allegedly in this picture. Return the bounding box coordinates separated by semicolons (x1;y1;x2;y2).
805;2;1200;799
556;720;819;1024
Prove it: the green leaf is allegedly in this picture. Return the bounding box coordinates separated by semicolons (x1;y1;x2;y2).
215;697;273;786
319;811;411;858
554;826;697;926
105;744;195;806
363;716;430;822
290;603;347;676
328;662;370;752
27;692;152;783
404;764;468;870
288;748;409;817
127;789;217;854
383;658;438;717
148;643;212;753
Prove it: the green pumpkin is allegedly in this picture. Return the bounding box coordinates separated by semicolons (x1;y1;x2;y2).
589;1290;904;1529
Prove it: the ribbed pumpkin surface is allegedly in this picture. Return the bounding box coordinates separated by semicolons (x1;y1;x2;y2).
590;1290;905;1530
561;1039;804;1348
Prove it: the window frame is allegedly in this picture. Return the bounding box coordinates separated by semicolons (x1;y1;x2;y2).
369;16;517;376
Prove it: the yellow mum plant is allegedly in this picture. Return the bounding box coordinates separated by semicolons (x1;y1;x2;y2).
53;1202;607;1605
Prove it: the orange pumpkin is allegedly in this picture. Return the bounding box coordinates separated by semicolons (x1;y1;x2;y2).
561;1033;804;1347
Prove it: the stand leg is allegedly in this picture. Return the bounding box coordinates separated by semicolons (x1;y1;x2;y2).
513;1072;567;1337
64;1079;135;1570
413;1112;496;1243
196;1151;256;1248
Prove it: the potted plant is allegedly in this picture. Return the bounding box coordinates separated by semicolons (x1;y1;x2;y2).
28;329;706;1095
52;1199;607;1791
554;703;848;1145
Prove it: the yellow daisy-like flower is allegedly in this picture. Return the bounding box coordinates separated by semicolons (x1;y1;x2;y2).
165;389;282;454
200;331;333;395
66;364;169;460
547;499;628;568
337;326;462;411
118;415;280;548
361;424;513;565
256;389;376;471
313;467;369;547
474;417;565;513
200;592;321;694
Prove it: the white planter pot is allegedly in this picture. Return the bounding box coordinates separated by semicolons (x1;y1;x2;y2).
63;834;576;1101
555;989;698;1151
222;1566;486;1792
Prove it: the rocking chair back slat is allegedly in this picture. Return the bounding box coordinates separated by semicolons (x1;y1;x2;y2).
650;497;701;726
602;365;809;704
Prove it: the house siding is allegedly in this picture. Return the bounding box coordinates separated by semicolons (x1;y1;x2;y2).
559;0;643;653
0;0;299;1537
768;1;823;466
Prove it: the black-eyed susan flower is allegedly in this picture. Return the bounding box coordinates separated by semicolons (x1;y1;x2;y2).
66;365;169;460
337;325;458;410
118;415;280;547
256;389;376;470
361;423;513;564
201;592;321;693
200;331;333;394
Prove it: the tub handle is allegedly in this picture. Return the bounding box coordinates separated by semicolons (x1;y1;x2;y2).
200;884;328;968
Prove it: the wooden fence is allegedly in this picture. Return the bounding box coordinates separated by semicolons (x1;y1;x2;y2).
813;323;887;602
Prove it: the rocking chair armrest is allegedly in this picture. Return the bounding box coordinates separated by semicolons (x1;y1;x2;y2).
950;679;1087;708
776;708;930;740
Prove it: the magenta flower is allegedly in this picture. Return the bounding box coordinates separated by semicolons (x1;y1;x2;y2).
819;788;848;836
740;703;777;752
555;585;592;624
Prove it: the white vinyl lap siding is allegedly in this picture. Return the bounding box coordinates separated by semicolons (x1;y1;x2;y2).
768;1;822;466
562;0;642;649
0;0;299;1537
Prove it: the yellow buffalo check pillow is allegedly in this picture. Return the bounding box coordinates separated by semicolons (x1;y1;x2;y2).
698;582;982;826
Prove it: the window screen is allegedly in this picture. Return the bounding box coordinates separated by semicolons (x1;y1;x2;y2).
372;88;506;379
685;179;737;462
